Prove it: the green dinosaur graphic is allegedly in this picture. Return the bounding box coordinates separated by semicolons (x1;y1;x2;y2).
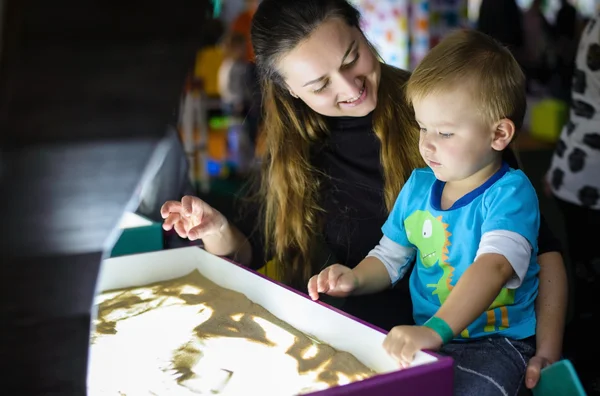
404;210;515;335
404;210;456;312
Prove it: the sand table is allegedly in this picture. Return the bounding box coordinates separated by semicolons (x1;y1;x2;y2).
88;269;376;395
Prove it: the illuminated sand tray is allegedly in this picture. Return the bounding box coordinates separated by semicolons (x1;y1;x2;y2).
88;270;376;395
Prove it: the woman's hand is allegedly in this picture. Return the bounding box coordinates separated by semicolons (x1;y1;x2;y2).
525;355;554;389
161;195;228;242
161;196;253;265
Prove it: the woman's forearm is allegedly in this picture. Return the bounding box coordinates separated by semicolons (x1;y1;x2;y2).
204;222;253;266
534;251;567;361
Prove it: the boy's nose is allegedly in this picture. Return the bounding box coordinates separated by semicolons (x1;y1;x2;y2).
421;136;436;153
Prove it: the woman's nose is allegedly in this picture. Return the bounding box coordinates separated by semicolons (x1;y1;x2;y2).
338;74;362;99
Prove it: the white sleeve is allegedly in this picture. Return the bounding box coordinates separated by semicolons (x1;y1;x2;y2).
367;235;415;284
475;230;532;289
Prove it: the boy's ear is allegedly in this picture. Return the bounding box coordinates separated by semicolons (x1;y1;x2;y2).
491;118;515;152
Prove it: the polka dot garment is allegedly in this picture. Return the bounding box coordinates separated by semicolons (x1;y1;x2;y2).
547;14;600;210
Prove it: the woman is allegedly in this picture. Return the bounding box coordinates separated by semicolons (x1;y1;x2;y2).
162;0;566;389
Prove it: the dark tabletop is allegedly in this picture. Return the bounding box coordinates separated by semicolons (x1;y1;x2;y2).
0;1;218;394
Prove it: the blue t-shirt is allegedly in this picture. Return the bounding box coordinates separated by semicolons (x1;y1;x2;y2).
382;163;540;340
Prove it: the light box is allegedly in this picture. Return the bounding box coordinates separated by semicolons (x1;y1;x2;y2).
91;246;453;395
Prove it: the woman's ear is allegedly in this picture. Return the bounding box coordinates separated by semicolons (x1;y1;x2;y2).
491;118;516;152
289;89;298;99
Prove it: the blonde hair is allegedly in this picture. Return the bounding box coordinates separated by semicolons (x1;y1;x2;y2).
406;29;527;131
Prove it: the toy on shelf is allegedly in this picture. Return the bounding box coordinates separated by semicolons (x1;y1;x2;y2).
178;76;255;196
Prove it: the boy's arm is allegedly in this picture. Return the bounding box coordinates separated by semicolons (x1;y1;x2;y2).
308;256;395;300
434;253;514;335
351;256;396;295
352;236;416;295
351;169;418;295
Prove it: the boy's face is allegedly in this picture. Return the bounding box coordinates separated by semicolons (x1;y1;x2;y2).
413;88;498;183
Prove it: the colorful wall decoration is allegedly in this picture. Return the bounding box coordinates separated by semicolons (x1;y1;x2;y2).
410;0;431;69
350;0;411;69
351;0;468;70
414;0;468;67
428;0;469;48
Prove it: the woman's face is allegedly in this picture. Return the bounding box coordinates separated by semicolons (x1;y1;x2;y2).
277;18;380;117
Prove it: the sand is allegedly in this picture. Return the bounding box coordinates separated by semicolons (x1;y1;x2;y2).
88;269;375;395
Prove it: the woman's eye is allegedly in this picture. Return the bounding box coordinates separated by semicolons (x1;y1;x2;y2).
342;53;360;69
439;132;454;138
313;80;330;94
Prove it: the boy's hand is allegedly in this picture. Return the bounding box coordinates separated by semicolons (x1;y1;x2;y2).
383;325;443;368
307;264;357;301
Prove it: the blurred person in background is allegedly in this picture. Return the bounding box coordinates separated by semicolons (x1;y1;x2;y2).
522;0;556;92
477;0;524;57
544;16;600;393
218;32;250;117
554;0;579;101
231;0;260;63
230;0;262;147
546;12;600;319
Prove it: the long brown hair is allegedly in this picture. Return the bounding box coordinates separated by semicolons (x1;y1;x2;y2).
251;0;424;286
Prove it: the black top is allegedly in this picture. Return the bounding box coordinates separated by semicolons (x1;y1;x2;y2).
315;113;388;269
239;112;562;331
